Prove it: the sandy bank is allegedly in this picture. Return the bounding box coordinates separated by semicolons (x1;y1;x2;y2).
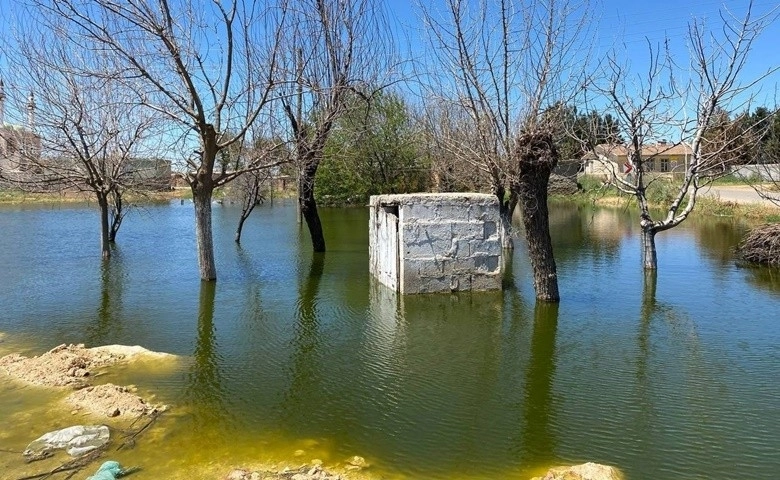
0;343;176;388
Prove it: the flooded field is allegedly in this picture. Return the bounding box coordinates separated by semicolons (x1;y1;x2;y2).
1;200;778;479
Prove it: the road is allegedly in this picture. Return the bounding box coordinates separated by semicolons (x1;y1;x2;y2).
700;185;779;207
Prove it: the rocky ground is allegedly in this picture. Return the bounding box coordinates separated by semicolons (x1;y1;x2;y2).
224;457;367;480
531;462;623;480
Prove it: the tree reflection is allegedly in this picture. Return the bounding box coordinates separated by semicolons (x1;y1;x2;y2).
236;244;266;322
743;265;780;296
186;281;226;424
636;270;657;437
521;301;559;464
281;254;325;422
692;217;745;265
86;250;125;345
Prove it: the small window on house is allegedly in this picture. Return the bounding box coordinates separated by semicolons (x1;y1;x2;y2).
660;158;669;172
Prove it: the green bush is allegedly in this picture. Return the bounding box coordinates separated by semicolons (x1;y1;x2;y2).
316;91;431;205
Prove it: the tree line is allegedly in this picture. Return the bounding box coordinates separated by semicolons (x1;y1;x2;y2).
0;0;777;302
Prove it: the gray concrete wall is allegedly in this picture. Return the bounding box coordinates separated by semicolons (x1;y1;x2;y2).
369;193;502;294
732;164;780;181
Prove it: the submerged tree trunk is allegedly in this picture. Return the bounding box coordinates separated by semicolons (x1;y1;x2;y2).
98;193;111;260
641;227;658;270
108;189;124;243
193;188;217;281
299;161;326;252
515;131;560;302
496;185;518;250
235;214;250;244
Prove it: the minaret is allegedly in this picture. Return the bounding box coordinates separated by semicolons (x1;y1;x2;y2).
27;91;36;131
0;78;5;127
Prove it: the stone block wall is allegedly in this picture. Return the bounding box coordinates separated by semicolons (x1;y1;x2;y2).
369;193;503;294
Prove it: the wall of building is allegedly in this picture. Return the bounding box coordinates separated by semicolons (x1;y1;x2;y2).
370;193;502;294
732;163;780;181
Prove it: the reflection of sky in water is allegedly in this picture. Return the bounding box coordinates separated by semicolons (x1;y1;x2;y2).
0;200;778;479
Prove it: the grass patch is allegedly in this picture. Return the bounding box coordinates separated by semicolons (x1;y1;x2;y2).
570;174;780;223
0;188;191;205
709;174;756;186
693;197;780;222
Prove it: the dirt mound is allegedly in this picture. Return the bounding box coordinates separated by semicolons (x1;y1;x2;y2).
0;343;173;388
66;383;165;418
0;344;120;387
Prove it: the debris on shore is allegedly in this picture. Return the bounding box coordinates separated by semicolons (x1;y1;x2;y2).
737;223;780;266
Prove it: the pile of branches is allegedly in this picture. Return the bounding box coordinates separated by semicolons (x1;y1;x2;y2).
737;223;780;266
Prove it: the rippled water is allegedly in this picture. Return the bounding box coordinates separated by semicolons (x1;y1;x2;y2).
0;199;778;479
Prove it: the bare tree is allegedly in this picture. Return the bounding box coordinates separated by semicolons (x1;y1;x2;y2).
741;106;780;205
34;0;287;280
277;0;395;252
0;13;158;259
227;136;287;243
582;1;778;270
419;0;591;302
233;169;269;243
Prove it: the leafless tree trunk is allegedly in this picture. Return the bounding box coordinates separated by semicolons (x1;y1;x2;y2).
108;188;125;243
419;0;590;301
33;0;287;280
581;1;778;270
277;0;395;253
515;130;560;301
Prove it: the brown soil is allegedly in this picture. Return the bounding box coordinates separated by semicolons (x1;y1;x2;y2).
66;383;165;418
0;343;129;388
0;343;171;419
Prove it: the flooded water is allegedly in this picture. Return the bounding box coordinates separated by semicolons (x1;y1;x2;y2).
0;199;778;479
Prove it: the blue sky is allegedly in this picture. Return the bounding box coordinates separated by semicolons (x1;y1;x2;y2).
1;0;779;122
388;0;780;104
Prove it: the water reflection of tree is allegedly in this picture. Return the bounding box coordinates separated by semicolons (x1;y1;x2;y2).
281;254;325;424
86;249;125;345
185;282;226;425
548;203;626;264
519;302;559;465
235;245;266;323
743;265;780;296
691;217;746;265
636;270;657;444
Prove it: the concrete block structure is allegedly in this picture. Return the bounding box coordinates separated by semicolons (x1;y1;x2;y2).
369;193;503;294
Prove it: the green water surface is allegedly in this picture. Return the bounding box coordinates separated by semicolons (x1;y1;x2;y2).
0;200;778;479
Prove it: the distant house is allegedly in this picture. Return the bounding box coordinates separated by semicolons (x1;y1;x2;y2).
125;158;172;190
582;142;693;176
